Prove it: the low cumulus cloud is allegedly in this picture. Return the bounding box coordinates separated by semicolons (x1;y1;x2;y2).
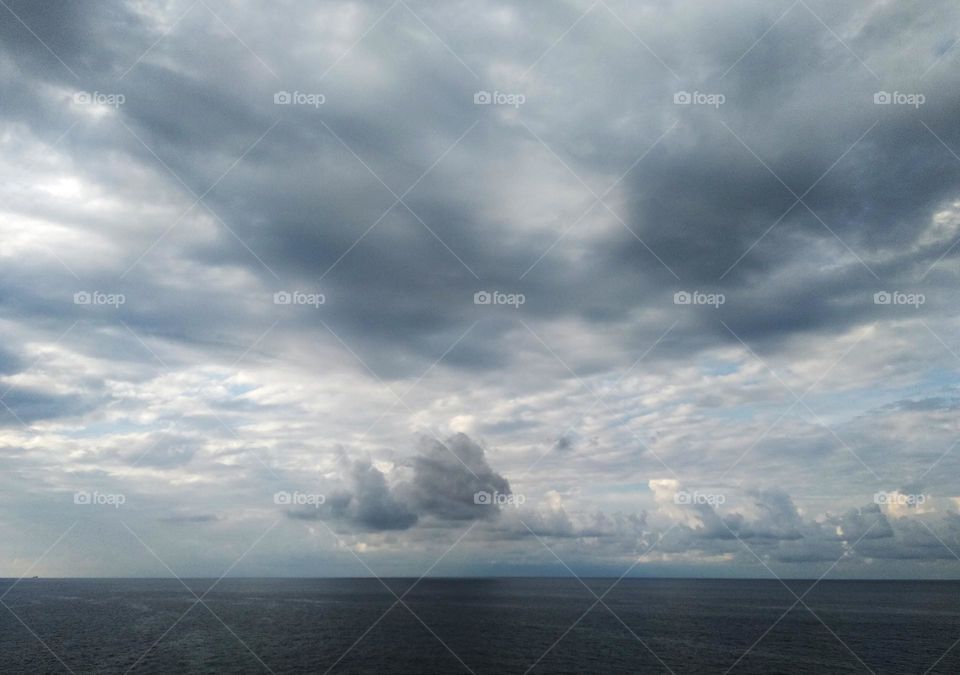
287;433;515;530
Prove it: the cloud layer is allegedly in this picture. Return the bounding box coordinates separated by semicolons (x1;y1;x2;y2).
1;0;959;578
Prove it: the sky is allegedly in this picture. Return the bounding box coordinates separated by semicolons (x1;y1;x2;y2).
1;0;960;579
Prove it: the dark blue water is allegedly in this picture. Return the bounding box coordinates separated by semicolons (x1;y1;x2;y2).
1;578;957;673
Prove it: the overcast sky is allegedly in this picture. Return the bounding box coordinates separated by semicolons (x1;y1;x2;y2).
2;0;960;579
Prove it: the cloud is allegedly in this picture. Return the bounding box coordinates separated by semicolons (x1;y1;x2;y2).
288;433;513;531
407;433;513;521
159;513;219;524
336;459;420;531
289;458;418;531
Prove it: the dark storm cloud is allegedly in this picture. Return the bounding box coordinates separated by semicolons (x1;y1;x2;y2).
289;434;512;530
334;459;419;531
2;0;957;376
289;458;418;531
406;433;512;521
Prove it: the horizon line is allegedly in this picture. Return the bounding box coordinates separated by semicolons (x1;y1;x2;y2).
4;575;958;582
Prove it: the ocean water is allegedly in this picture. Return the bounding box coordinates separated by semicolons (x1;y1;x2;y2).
1;578;958;673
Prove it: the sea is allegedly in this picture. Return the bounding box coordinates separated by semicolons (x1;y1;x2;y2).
1;578;958;673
